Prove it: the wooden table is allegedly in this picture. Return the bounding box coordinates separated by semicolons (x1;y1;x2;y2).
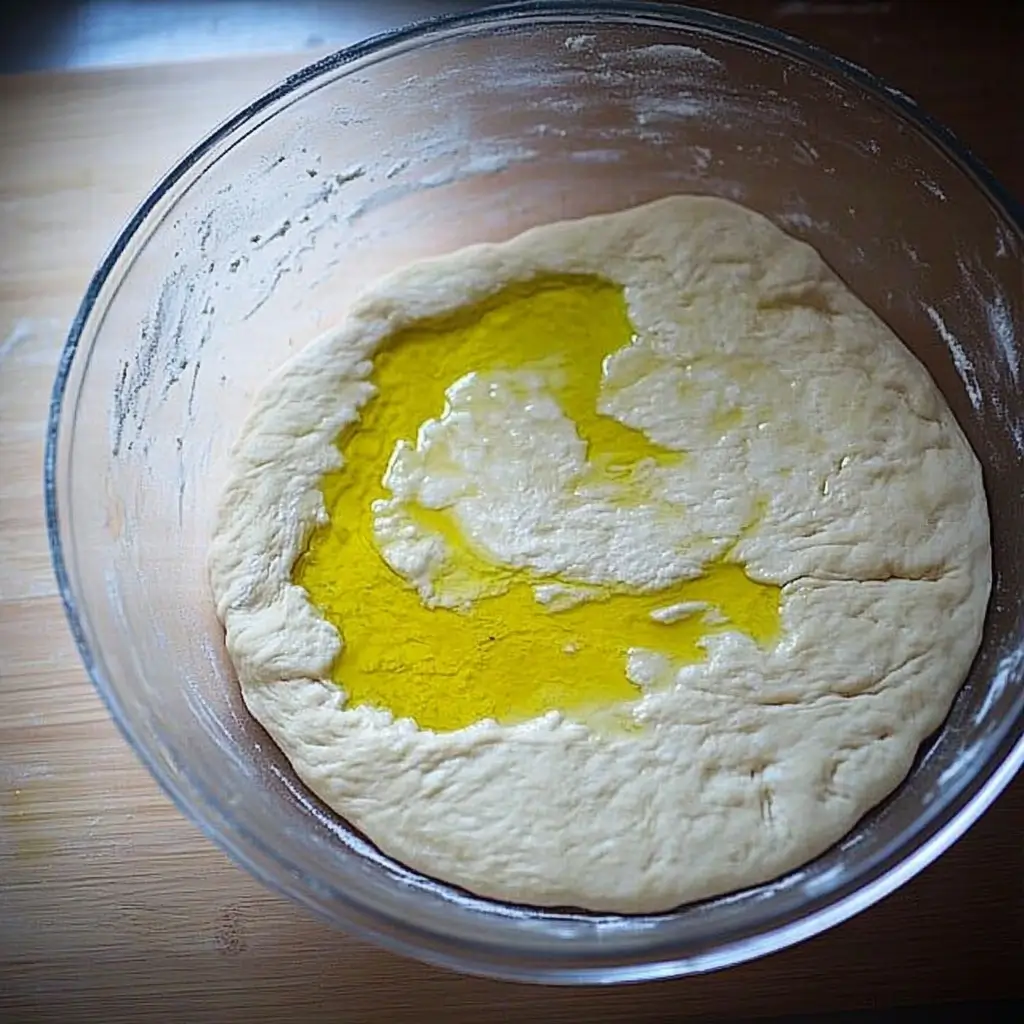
1;5;1020;1021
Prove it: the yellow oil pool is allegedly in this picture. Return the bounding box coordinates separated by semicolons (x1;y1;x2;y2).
295;275;779;731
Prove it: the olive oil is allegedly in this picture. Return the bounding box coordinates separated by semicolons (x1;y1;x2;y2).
295;276;779;731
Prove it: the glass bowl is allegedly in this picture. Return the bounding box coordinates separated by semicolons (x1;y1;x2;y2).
46;1;1023;983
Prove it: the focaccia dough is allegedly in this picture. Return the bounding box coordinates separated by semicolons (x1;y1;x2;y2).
208;196;990;913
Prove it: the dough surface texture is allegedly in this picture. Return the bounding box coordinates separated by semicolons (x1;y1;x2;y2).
208;195;990;913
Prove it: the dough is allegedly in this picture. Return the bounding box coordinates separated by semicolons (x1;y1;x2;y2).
208;195;990;913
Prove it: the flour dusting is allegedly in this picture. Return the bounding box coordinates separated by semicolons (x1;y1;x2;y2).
568;149;625;164
949;256;1022;452
635;95;710;122
563;34;596;52
622;44;723;68
994;225;1013;259
923;304;982;411
986;292;1019;386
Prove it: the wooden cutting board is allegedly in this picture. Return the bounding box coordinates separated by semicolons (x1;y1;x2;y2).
1;39;1021;1024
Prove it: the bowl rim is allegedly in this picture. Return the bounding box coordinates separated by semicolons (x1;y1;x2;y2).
44;0;1024;984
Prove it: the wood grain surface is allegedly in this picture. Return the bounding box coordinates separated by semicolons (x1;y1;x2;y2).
1;4;1021;1021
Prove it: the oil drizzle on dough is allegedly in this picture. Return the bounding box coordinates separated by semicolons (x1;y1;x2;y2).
295;276;779;731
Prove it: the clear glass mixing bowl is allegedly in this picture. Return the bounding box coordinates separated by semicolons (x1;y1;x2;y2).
46;1;1023;983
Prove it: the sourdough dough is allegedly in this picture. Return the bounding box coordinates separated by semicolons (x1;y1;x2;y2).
208;195;990;913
